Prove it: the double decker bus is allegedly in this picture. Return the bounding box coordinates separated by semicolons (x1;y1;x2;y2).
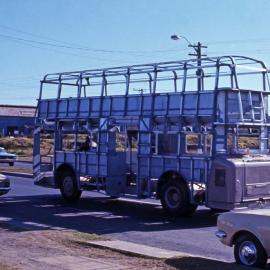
33;55;270;216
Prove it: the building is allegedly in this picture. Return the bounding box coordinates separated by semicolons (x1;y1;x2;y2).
0;105;36;136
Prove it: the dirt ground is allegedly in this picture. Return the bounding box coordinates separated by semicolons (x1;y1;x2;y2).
0;224;263;270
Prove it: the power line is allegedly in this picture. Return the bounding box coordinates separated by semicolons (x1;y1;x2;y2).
208;38;270;45
0;36;121;62
0;32;186;63
0;33;105;52
2;24;270;57
207;48;270;55
0;24;82;47
0;26;180;54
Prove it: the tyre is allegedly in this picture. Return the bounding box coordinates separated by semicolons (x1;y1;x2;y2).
9;162;14;166
160;180;197;217
234;234;267;267
59;171;82;202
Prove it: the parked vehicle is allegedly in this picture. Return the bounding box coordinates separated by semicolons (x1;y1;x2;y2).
0;147;16;166
33;55;270;216
216;208;270;267
0;174;10;196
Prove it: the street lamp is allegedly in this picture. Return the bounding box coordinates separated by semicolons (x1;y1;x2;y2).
171;34;207;91
170;35;193;47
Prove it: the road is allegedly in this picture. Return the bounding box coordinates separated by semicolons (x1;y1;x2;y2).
1;161;32;169
0;176;233;262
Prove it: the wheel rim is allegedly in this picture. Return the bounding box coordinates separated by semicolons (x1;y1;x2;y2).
62;176;74;197
164;186;182;209
238;240;258;266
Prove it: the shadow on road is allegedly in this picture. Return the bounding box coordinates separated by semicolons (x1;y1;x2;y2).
0;194;218;235
165;257;269;270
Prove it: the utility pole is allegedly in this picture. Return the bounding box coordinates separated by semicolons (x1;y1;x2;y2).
171;36;208;91
188;42;207;91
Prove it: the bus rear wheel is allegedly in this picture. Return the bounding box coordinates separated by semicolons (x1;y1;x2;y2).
60;171;82;202
160;180;197;217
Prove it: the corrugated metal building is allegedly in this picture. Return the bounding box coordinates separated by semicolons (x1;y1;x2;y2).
0;105;36;136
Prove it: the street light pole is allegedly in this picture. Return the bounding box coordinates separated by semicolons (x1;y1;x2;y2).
170;35;207;91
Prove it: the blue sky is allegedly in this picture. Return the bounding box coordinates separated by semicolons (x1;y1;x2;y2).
0;0;270;105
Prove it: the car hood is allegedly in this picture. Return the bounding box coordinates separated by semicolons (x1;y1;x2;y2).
0;174;8;181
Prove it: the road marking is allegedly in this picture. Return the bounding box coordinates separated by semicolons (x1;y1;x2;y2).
118;197;161;206
0;199;29;204
0;217;12;221
22;221;66;230
33;204;62;208
54;211;128;219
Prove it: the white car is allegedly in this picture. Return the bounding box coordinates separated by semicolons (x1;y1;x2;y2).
216;208;270;267
0;147;16;166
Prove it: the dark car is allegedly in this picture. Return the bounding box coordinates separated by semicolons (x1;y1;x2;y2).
0;174;10;196
0;147;16;166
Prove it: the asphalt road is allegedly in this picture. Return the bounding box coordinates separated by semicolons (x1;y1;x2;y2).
0;161;32;169
0;176;234;262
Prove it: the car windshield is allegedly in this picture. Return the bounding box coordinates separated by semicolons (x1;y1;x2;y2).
0;149;7;153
